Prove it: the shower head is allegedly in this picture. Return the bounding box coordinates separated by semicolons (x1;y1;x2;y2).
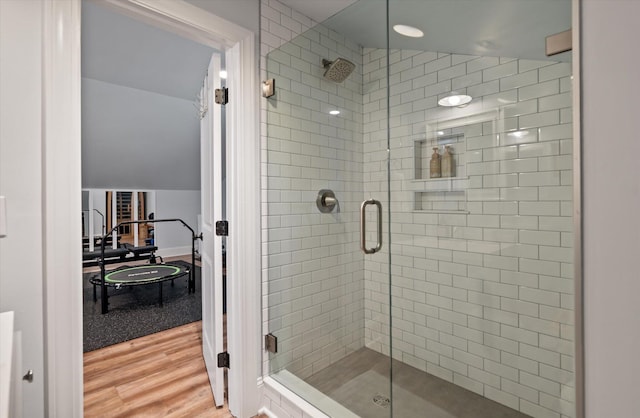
322;58;356;83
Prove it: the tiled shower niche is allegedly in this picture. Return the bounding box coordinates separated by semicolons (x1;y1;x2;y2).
411;111;499;214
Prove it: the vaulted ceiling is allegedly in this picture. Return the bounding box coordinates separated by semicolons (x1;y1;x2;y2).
280;0;571;62
82;1;216;101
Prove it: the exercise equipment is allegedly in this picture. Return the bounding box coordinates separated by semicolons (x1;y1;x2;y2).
82;240;155;267
89;263;189;309
92;218;201;314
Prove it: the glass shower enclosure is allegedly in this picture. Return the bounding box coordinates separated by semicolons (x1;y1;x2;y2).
264;1;575;417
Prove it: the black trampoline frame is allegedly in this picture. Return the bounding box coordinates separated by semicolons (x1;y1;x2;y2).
96;218;201;314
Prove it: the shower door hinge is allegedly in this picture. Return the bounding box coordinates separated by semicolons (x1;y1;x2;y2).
22;369;34;383
215;88;228;105
215;220;228;236
265;333;278;353
217;351;230;368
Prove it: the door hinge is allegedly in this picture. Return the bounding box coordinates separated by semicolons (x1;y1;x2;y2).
215;220;228;236
217;351;230;368
215;88;228;105
22;370;34;383
265;333;278;353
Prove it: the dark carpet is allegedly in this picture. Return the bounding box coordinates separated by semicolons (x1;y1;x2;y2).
83;260;201;352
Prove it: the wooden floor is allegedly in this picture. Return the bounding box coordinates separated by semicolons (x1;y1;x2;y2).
84;321;244;417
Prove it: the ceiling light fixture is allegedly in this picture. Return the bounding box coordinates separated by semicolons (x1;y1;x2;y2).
393;24;424;38
329;110;340;115
438;93;472;107
476;40;497;51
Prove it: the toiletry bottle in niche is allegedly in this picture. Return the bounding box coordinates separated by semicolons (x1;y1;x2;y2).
441;145;455;177
430;147;441;178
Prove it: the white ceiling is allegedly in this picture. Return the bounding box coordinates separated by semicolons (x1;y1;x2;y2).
82;1;216;100
277;0;358;23
280;0;571;62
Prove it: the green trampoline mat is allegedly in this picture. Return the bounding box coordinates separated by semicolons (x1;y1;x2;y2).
104;264;186;284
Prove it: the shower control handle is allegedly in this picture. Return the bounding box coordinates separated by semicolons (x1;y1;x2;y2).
360;199;382;254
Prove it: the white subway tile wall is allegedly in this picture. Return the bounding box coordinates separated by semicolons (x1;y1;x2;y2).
261;0;366;382
261;1;574;418
263;381;320;418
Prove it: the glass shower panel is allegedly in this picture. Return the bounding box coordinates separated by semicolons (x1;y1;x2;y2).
387;1;575;417
264;1;576;417
265;1;392;416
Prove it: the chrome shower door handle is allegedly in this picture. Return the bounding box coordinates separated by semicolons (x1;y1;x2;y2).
360;199;382;254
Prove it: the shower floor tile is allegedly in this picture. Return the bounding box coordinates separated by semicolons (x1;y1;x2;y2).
304;347;528;418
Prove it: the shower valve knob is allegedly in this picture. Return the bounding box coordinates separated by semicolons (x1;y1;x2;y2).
323;196;337;206
316;189;338;213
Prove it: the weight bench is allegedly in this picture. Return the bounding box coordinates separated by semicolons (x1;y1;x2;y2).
82;247;129;267
122;243;159;262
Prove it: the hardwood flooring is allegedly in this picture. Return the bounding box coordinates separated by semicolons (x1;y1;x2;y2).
84;321;251;418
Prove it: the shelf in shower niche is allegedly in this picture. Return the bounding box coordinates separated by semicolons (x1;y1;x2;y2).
413;188;467;213
409;177;469;192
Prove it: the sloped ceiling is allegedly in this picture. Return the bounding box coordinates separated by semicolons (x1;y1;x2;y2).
280;0;571;62
183;0;260;33
82;1;216;101
81;1;216;190
277;0;358;23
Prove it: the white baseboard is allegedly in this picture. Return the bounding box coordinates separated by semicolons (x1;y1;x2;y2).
257;406;277;418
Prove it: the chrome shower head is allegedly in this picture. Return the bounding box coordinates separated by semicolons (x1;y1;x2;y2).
322;58;355;83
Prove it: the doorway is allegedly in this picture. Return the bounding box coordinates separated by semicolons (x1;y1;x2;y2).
42;0;260;416
80;0;226;412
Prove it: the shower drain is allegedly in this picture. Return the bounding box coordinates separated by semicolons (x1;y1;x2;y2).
372;394;391;408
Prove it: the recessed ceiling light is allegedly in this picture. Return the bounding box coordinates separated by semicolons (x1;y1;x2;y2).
437;131;445;136
219;70;228;79
393;24;424;38
329;110;340;115
476;40;497;51
438;93;472;107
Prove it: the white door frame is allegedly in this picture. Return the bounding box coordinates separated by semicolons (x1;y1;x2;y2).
44;1;260;417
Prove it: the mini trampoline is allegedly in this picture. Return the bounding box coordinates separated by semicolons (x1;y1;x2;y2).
90;263;190;309
93;218;201;314
103;264;188;287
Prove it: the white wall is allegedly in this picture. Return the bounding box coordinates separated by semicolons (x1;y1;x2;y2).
155;190;201;257
0;1;45;416
582;1;640;417
90;190;107;235
82;78;201;190
184;0;260;33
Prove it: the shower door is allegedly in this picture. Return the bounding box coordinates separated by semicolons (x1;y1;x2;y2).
264;1;576;417
386;1;576;417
